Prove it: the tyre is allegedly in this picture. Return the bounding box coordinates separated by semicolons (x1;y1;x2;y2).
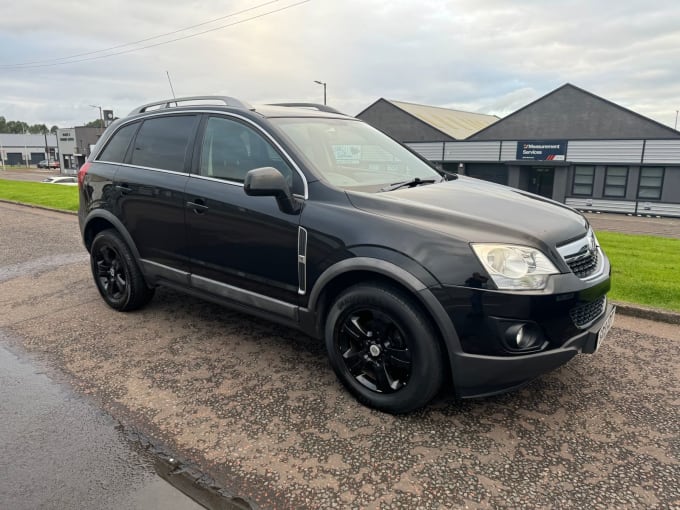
325;283;444;414
90;229;155;311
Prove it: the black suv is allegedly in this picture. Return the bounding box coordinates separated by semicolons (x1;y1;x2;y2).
78;96;614;414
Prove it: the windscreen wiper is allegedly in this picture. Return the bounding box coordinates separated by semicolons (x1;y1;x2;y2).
380;177;438;192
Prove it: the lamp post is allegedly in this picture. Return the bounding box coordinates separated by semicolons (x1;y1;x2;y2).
314;80;327;105
89;104;104;131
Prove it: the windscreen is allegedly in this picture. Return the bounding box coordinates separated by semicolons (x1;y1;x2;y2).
271;117;442;192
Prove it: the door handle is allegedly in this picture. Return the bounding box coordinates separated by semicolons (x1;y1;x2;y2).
115;184;131;194
186;198;209;214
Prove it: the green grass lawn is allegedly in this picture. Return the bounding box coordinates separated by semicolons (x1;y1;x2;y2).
597;231;680;312
0;179;79;211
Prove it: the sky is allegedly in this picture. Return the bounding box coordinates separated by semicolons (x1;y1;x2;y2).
1;0;679;129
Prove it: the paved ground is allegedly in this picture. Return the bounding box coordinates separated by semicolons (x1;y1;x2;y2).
1;201;679;509
0;168;61;182
585;212;680;238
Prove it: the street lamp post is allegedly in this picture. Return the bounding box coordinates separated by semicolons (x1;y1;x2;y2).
314;80;327;105
89;104;104;131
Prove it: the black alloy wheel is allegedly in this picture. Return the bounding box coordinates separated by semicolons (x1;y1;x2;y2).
90;229;155;311
94;244;127;301
325;283;444;414
335;308;412;393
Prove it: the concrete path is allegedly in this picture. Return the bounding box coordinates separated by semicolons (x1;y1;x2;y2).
586;212;680;238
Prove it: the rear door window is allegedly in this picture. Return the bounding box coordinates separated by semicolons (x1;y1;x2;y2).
97;122;139;163
131;115;199;172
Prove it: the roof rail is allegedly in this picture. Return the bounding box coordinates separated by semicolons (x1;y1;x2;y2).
268;102;344;115
128;95;252;116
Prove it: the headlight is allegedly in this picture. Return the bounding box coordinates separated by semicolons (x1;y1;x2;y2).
471;244;559;290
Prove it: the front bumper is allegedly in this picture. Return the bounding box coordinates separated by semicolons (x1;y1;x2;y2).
449;302;614;397
431;264;612;398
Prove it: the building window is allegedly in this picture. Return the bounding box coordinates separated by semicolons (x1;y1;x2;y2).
638;167;664;200
604;166;628;198
572;166;595;196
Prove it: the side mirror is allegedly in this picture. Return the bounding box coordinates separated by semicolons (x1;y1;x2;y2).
244;167;301;214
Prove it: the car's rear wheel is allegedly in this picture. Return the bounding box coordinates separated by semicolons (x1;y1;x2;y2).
90;229;154;311
325;283;444;414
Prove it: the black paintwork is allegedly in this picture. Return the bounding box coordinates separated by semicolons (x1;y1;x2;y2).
78;103;612;398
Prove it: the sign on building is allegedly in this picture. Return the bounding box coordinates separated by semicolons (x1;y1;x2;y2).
516;140;567;161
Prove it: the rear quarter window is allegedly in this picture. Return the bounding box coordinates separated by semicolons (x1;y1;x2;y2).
131;115;199;172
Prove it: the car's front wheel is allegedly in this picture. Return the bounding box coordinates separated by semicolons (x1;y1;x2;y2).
325;283;444;414
90;229;154;311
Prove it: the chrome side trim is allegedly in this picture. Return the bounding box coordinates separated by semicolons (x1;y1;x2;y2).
186;174;306;199
297;226;308;295
190;274;297;320
114;162;191;176
93;109;309;199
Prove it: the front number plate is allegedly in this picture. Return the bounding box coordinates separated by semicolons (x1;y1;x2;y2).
595;307;616;352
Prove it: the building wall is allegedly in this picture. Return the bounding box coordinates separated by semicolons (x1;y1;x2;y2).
357;99;454;143
57;127;103;171
408;138;680;216
565;165;680;204
0;134;58;166
56;128;78;171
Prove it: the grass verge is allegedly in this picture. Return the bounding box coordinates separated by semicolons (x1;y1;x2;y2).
0;179;78;211
597;231;680;312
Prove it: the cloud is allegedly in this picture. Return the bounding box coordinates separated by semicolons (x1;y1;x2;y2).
0;0;678;128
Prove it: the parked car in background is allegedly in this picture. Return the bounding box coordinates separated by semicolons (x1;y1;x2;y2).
78;96;614;414
42;176;77;185
38;160;60;169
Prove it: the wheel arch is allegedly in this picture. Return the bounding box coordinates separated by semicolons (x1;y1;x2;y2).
83;210;141;262
304;258;462;377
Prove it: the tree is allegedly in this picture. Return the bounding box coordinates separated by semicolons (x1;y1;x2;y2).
5;120;29;134
85;119;105;128
0;117;58;134
28;124;49;134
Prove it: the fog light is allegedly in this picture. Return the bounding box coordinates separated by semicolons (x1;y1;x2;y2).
515;327;526;347
505;323;541;350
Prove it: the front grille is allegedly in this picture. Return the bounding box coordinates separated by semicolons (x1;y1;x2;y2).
570;296;606;329
565;248;599;278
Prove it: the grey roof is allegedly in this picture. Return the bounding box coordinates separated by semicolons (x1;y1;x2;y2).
468;83;680;141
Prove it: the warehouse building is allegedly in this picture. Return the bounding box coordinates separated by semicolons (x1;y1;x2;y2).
363;84;680;217
0;134;58;167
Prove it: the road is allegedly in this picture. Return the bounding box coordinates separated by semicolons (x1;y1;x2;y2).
1;201;678;509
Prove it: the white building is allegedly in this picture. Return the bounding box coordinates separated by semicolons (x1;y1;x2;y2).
0;134;58;167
